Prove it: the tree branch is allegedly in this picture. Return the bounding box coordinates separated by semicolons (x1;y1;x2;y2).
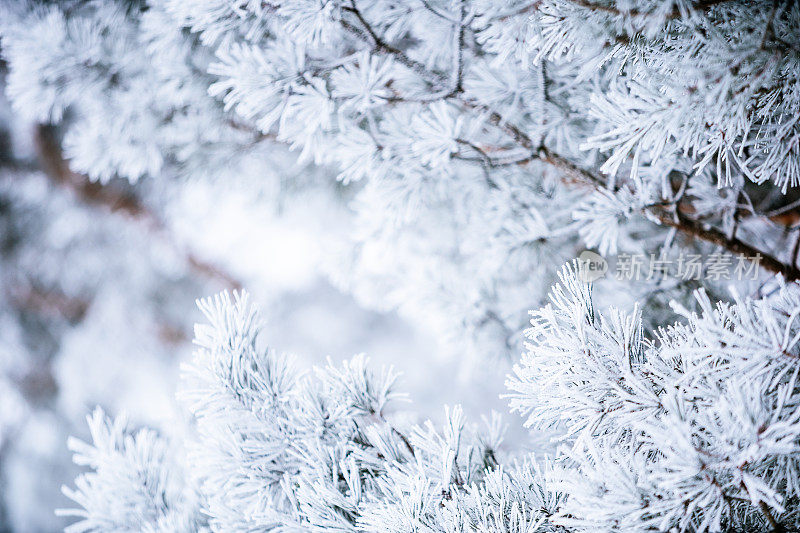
339;6;800;281
341;4;447;88
33;125;242;291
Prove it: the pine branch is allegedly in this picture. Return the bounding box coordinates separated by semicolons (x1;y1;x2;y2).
339;5;800;282
33;125;242;291
341;4;447;89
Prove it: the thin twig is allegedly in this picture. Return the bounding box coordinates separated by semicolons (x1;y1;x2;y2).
453;0;466;94
762;196;800;218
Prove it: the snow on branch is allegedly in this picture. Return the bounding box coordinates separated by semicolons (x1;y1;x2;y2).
510;261;800;531
61;274;800;531
64;291;541;532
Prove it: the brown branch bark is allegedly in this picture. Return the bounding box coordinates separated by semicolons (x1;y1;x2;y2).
8;283;90;323
33;124;242;290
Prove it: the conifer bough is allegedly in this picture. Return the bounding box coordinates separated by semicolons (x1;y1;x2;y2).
1;0;800;529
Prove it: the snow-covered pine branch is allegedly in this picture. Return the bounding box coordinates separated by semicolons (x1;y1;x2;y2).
57;409;201;533
62;271;800;531
62;291;546;532
3;0;799;366
1;1;798;530
160;0;800;270
509;262;800;531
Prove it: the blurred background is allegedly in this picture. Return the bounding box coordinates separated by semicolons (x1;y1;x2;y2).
0;63;531;531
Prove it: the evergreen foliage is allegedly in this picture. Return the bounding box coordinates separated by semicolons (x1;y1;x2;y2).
1;0;799;530
63;275;800;531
